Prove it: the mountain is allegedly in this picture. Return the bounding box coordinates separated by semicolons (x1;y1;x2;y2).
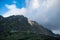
0;15;60;40
28;20;55;36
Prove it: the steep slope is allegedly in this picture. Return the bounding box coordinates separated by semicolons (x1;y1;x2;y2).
28;20;54;36
0;15;54;36
0;15;60;40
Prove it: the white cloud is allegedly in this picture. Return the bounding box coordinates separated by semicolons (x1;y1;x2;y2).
3;4;26;17
52;30;60;34
30;0;40;9
25;0;59;22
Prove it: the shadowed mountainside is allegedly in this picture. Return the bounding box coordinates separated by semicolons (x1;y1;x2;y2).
0;15;60;40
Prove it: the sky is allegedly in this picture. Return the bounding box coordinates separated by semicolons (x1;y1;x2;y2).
0;0;60;34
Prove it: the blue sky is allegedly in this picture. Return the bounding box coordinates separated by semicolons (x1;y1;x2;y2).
0;0;26;15
0;0;60;34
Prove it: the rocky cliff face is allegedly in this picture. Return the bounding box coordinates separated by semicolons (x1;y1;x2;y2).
28;20;54;36
0;15;54;36
0;15;60;40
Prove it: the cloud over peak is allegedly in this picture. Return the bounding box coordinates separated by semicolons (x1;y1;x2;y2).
2;0;60;34
3;4;26;17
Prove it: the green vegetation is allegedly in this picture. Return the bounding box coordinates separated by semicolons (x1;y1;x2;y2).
0;31;60;40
